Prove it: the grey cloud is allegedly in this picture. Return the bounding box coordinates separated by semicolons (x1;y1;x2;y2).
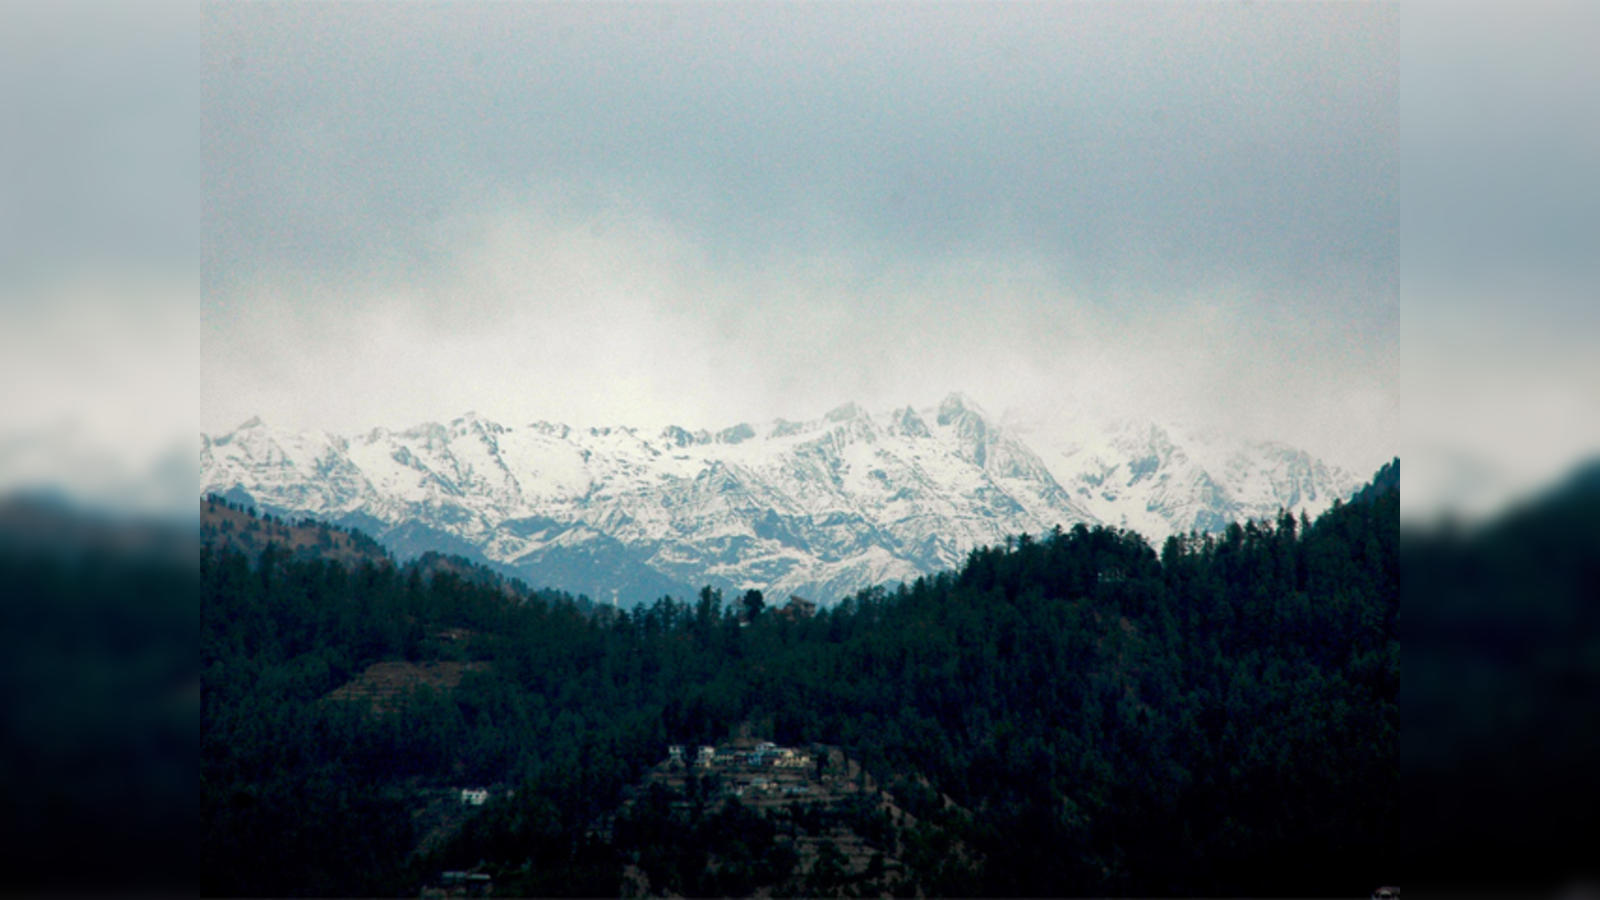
204;3;1394;296
202;2;1397;476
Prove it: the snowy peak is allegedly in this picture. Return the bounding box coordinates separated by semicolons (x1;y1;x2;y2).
201;397;1362;606
935;391;984;427
661;425;705;448
929;393;993;468
717;423;756;445
1030;415;1361;538
824;401;868;424
887;406;930;439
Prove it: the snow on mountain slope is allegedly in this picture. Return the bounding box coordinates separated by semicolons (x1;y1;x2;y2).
1023;416;1360;539
201;394;1358;606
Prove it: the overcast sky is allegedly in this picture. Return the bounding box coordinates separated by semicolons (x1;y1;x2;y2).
201;2;1397;475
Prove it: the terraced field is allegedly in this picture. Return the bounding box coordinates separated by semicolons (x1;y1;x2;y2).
323;660;488;713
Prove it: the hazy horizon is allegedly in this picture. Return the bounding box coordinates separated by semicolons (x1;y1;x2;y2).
202;3;1397;477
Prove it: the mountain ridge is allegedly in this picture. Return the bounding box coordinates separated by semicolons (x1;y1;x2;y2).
201;394;1361;605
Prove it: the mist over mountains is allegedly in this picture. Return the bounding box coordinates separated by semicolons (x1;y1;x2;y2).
201;393;1359;606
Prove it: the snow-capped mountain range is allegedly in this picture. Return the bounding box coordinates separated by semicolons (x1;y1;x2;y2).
201;394;1360;606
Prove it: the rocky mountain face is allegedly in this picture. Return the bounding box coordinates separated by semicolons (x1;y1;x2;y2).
201;394;1360;606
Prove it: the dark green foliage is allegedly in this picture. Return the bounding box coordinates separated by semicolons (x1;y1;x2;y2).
612;789;796;896
201;466;1398;896
0;514;195;894
1404;458;1600;891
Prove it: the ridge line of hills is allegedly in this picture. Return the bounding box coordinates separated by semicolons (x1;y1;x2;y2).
201;459;1399;896
202;393;1362;607
202;452;1394;616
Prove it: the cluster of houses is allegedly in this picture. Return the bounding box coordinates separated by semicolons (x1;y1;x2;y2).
667;741;814;772
725;778;813;799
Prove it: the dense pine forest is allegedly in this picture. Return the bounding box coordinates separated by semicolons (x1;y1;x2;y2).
201;461;1398;897
1403;459;1600;893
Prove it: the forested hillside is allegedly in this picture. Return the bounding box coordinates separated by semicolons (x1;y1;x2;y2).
201;461;1397;896
1404;457;1600;892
